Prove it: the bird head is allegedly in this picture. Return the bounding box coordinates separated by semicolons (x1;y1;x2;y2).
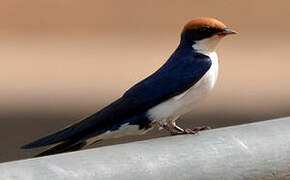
181;17;237;53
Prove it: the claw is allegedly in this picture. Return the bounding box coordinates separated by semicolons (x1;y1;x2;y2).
172;126;211;135
161;120;211;136
192;126;211;131
184;128;199;134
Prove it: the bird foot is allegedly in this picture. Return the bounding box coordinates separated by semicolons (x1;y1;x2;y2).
171;126;211;135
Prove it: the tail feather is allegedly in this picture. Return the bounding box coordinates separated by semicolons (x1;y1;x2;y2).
34;139;87;157
21;117;105;149
21;124;88;149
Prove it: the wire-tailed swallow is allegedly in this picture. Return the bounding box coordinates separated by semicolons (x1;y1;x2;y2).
22;17;236;156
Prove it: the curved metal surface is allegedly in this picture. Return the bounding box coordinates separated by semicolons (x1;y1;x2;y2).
1;117;290;180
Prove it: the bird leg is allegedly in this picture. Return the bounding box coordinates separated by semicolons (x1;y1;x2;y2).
182;126;211;135
159;117;211;135
160;122;180;135
159;121;187;135
169;121;211;135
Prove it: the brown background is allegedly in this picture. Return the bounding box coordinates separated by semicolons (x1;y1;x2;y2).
1;0;290;162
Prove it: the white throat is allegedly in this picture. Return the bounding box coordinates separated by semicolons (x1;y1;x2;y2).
192;35;221;56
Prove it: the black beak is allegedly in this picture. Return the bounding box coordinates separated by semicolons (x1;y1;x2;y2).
217;28;238;35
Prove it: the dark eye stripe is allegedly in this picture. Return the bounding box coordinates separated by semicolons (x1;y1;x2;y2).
181;27;224;42
199;27;210;32
199;27;222;33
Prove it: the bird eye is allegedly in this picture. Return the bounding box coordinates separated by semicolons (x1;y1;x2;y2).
199;26;209;32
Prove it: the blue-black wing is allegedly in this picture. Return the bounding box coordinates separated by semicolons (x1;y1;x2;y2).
22;47;211;149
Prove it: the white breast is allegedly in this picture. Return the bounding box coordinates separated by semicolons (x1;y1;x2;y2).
147;52;219;122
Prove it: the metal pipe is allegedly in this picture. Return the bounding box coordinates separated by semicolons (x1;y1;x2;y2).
1;117;290;180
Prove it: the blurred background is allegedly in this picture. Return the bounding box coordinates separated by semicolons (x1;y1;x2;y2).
0;0;290;162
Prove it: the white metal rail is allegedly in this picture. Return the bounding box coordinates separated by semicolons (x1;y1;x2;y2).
0;117;290;180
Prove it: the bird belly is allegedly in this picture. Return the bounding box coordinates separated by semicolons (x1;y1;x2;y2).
102;124;142;139
147;52;218;122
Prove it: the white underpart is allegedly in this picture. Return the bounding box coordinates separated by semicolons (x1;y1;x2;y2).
101;123;140;139
85;123;149;145
147;35;221;123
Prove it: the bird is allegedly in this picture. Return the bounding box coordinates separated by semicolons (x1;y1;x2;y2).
21;17;236;157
